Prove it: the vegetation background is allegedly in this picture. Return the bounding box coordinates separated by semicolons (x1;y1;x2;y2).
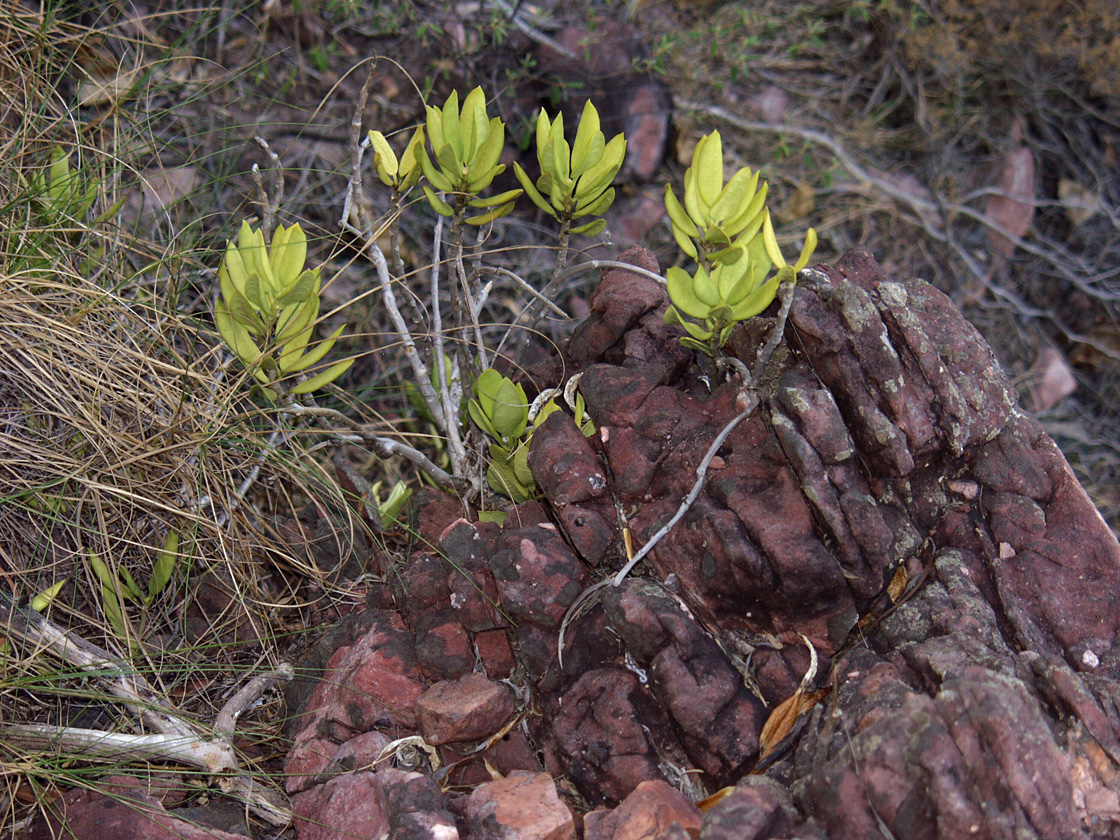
2;0;1118;831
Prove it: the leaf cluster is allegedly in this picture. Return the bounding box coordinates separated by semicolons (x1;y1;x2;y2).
420;87;522;226
513;100;627;238
468;369;535;503
664;131;817;356
215;221;353;401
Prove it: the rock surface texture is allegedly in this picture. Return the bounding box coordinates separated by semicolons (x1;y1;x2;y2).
268;248;1120;838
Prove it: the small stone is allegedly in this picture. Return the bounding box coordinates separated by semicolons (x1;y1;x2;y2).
26;784;249;840
583;780;701;840
417;673;516;746
475;628;516;680
292;773;387;840
464;771;575;840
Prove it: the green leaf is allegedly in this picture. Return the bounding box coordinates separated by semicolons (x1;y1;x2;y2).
467;116;505;188
730;274;781;321
710;245;744;265
694;131;723;209
270;222;308;288
680;335;715;356
275;293;320;346
276;268;319;308
792;227;818;273
572;134;625;200
469;188;523;209
468;399;500;440
369;130;399;186
477;510;508;525
490;378;529;440
571;100;601;174
666;266;712;320
462;91;490;161
228;287;267;335
461;88;488;148
679;317;714;342
148;531;179;602
465;201;516;226
423;185;455;217
289;357;355;395
486;447;534;503
671;223;699;260
440;89;463;162
709;167;755;226
761;209;785;267
573;187;615;218
399;127;425;189
512;444;534;487
118;565;144;602
87;552;116;590
100;582;129;641
421;147;454;192
682;168;704;228
568;218;607;237
664;184;699;239
437;142;463;184
378;482;413;530
692;265;721;307
724;174;766;235
30;580;66;613
514;162;558;218
280;323;346;374
426;104;446;155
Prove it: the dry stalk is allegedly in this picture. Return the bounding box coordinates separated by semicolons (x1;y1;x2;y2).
0;592;293;826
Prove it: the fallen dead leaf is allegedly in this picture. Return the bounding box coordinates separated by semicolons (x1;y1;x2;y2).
1057;178;1100;227
78;67;141;106
1026;344;1077;412
748;84;790;123
986;120;1036;257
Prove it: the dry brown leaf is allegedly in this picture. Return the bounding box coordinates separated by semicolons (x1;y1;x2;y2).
758;691;802;759
78;68;141;106
748;84;790;123
886;564;908;603
696;785;736;812
1027;345;1077;412
781;181;815;222
1057;178;1100;227
986;124;1036;257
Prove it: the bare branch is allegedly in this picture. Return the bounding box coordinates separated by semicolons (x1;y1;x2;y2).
279;403;468;489
0;592;291;826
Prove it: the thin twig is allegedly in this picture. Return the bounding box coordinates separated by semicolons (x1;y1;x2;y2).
486;0;577;60
429;215;472;488
279;404;466;489
610;393;758;586
609;277;798;588
214;664;294;736
471;266;569;319
553;259;667;288
341;67;467;473
252;136;285;239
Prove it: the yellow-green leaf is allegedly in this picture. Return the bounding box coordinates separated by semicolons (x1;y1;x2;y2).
465;201;516;226
281;324;347;374
369;130;399;186
569;218;607;237
289;357;355;394
514;162;558;218
424;185;455;217
694;131;723;209
148;531;179;602
30;580;66;613
421;148;455;192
